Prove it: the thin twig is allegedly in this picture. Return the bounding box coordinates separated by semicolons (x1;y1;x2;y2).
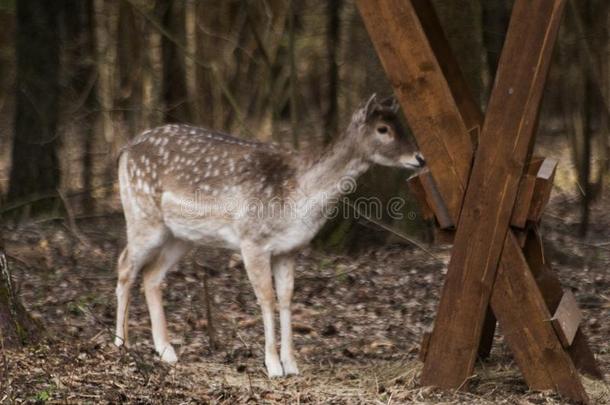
57;189;91;247
194;257;217;351
343;200;442;264
0;184;115;216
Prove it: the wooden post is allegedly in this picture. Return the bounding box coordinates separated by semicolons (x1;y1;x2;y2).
419;0;566;388
409;0;483;135
551;291;583;348
359;0;599;402
523;228;604;379
357;0;473;223
490;234;588;401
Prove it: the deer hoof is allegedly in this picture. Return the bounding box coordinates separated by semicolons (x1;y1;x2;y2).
158;344;178;364
266;358;284;378
282;360;299;376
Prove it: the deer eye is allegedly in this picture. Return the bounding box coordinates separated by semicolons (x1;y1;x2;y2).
377;125;389;134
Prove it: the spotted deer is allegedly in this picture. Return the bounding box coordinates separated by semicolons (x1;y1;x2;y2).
114;94;424;377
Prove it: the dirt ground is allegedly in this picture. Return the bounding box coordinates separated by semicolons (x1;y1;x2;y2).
1;189;609;404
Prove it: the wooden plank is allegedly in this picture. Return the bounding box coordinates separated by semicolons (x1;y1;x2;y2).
569;330;605;380
365;0;595;390
523;227;604;379
407;174;435;221
418;170;454;229
410;0;484;137
551;291;583;348
490;233;588;403
511;157;557;228
523;227;562;307
528;158;558;222
511;174;537;228
419;331;431;362
357;0;473;222
408;170;454;228
511;157;551;227
420;0;566;388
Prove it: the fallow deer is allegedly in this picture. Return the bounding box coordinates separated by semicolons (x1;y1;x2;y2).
114;94;423;377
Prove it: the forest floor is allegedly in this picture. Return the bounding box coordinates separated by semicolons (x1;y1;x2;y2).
1;190;609;404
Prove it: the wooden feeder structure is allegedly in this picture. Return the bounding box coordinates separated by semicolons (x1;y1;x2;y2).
357;0;603;403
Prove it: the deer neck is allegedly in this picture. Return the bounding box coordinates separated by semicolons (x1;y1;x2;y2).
297;126;369;201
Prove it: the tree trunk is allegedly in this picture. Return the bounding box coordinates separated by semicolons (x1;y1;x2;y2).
63;0;98;213
117;0;143;137
566;0;603;237
7;0;62;219
158;0;191;123
141;6;163;129
0;243;41;347
579;0;596;237
93;0;119;147
324;0;342;145
288;0;299;149
184;0;202;125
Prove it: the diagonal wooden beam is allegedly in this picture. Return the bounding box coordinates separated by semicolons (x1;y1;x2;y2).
357;0;473;223
419;0;567;388
490;233;588;402
407;0;497;359
523;227;604;380
410;0;483;138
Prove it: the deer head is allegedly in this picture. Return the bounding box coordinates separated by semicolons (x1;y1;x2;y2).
350;94;424;169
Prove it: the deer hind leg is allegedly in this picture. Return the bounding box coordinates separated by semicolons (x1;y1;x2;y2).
272;254;299;375
114;227;167;348
241;242;283;377
142;237;190;364
115;247;133;347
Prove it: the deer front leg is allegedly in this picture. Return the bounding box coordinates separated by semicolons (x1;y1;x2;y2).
241;242;283;377
272;254;299;375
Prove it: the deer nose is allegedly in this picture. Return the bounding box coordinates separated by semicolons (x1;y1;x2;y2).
416;153;426;167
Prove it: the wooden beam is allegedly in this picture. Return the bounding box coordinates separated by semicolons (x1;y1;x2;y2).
420;0;566;388
528;158;558;222
511;158;544;228
410;0;484;137
511;174;537;228
551;291;583;348
357;0;473;222
409;169;454;229
363;0;600;393
569;330;605;380
491;233;588;403
419;331;432;362
407;174;435;221
523;228;604;379
511;157;557;228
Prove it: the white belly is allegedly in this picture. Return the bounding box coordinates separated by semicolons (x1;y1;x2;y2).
161;192;241;249
160;191;329;254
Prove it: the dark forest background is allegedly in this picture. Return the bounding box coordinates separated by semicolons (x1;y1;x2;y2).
0;0;608;241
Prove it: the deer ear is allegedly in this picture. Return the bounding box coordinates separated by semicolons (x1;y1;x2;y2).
380;96;400;113
364;93;378;119
390;97;399;113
